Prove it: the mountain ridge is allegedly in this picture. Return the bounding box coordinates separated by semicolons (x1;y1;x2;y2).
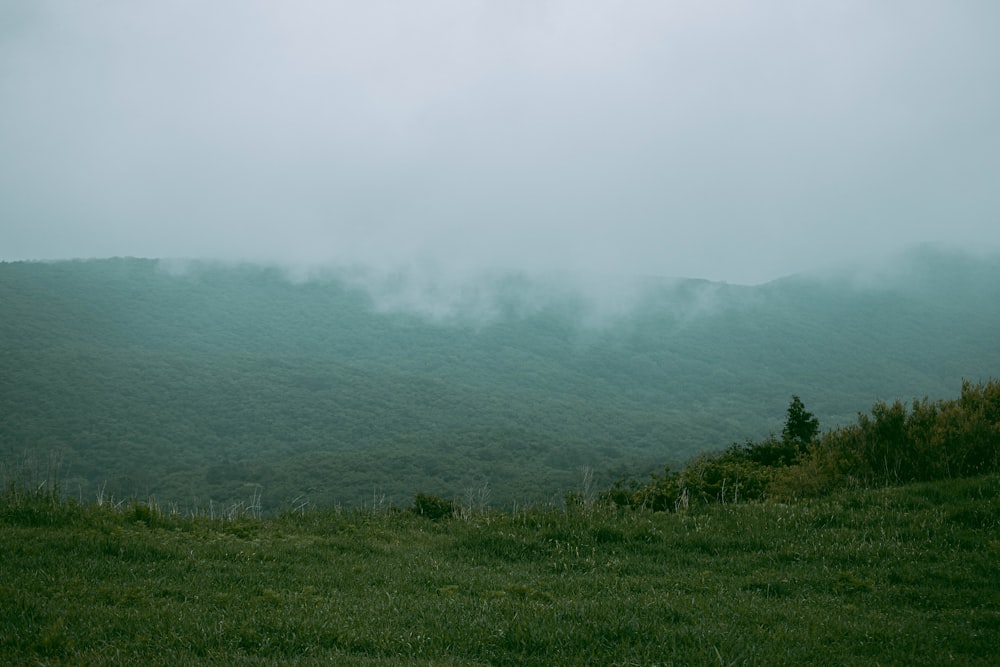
2;249;998;508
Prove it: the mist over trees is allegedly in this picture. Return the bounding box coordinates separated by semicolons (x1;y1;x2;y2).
1;249;998;510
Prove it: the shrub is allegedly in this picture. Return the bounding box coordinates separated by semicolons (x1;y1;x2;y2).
745;435;800;467
598;467;681;512
411;492;454;520
679;452;772;505
770;378;1000;496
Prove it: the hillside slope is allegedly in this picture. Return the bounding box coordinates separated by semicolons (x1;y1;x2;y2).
2;249;998;508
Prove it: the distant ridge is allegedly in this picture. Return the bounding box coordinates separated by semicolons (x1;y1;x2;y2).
2;248;998;509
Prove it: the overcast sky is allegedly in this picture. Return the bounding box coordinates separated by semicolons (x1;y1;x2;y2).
2;1;998;284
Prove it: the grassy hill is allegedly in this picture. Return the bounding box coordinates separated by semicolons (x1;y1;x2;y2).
1;474;997;665
2;248;999;509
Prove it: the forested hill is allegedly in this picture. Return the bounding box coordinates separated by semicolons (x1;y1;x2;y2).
2;249;999;509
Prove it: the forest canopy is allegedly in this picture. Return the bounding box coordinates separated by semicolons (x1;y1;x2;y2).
2;252;999;510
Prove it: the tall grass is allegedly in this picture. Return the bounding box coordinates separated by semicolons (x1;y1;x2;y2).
2;473;997;665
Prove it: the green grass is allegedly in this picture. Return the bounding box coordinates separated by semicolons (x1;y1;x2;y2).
2;476;999;665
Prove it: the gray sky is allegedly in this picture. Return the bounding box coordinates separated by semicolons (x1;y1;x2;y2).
2;1;999;284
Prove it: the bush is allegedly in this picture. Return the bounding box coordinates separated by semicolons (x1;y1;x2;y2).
769;379;1000;496
411;492;454;520
679;451;773;505
598;467;681;512
745;435;800;467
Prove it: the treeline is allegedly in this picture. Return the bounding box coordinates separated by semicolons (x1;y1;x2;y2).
594;379;1000;511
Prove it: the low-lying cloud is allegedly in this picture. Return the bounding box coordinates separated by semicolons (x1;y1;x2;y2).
3;1;1000;285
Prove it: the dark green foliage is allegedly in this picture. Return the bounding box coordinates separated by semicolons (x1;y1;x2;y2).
599;467;681;511
745;434;800;467
774;379;1000;497
782;394;820;454
852;379;998;483
605;386;998;508
601;448;777;510
412;492;455;520
735;397;820;467
679;448;774;504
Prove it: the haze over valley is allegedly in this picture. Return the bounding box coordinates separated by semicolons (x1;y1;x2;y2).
2;248;997;509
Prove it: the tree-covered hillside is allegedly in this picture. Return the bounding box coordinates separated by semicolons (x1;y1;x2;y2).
2;249;998;509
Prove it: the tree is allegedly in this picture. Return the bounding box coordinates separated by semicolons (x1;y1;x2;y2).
782;395;819;455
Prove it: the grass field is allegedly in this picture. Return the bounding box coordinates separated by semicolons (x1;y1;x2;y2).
2;475;998;665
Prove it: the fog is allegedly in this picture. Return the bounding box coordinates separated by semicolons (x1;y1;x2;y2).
2;1;999;285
